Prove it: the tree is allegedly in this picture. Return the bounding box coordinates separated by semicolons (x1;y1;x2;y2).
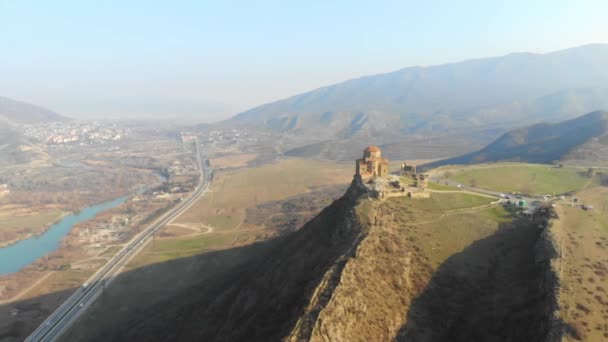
442;171;452;185
469;178;477;188
586;167;594;178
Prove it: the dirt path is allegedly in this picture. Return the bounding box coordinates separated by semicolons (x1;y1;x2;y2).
427;189;497;199
412;203;500;226
164;223;215;239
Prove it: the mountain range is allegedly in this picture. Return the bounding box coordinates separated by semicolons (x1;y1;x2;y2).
219;44;608;159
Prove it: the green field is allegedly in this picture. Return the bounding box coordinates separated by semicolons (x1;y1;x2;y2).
426;182;460;191
448;163;591;194
383;193;511;268
414;192;495;212
205;214;240;230
129;232;238;268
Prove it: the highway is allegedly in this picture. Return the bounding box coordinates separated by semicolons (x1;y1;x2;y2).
26;138;211;342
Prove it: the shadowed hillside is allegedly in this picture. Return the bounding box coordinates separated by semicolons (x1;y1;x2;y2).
0;122;39;166
423;111;608;168
62;178;371;341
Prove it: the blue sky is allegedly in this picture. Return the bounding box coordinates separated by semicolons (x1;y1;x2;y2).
1;0;607;122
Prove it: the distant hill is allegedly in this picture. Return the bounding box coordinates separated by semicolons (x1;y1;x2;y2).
0;96;67;123
423;111;608;168
0;97;64;165
223;44;608;142
0;120;38;165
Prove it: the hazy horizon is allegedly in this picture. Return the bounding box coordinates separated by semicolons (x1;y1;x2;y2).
1;1;608;122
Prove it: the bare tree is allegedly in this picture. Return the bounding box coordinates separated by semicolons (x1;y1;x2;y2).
443;171;452;185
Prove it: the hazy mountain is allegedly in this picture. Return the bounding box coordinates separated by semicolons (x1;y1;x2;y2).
225;44;608;140
423;111;608;167
0;96;67;123
0;97;64;165
0;120;37;165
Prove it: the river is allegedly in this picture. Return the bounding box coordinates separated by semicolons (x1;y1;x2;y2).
0;195;129;276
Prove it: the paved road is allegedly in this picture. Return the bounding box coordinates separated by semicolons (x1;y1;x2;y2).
26;138;211;342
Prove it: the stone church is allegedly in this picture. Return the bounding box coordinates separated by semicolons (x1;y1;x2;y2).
356;145;389;177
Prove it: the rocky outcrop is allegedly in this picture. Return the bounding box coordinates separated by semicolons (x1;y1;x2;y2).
534;215;564;342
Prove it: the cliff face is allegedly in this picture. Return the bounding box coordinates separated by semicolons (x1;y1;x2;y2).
287;193;426;341
534;220;563;342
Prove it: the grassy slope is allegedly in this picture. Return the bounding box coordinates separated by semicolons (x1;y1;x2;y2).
551;187;608;341
128;232;239;267
412;192;494;212
426;182;460;191
448;163;591;194
300;192;551;341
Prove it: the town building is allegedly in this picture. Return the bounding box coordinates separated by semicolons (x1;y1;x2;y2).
356;145;389;177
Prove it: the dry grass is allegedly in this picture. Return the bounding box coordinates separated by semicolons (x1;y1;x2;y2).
209;153;258;169
552;187;608;341
175;158;353;230
0;207;64;245
127;231;242;269
127;158;353;271
0;207;63;231
303;192;512;341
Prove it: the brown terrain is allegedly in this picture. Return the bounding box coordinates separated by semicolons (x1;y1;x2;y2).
58;175;563;342
550;186;608;341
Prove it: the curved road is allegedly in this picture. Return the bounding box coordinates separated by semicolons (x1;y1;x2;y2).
26;138;211;342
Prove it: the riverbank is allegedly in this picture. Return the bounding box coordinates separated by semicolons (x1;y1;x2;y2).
0;211;70;249
0;186;180;299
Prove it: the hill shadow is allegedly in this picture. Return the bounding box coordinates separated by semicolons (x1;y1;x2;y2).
0;239;274;341
396;215;561;342
1;186;363;342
